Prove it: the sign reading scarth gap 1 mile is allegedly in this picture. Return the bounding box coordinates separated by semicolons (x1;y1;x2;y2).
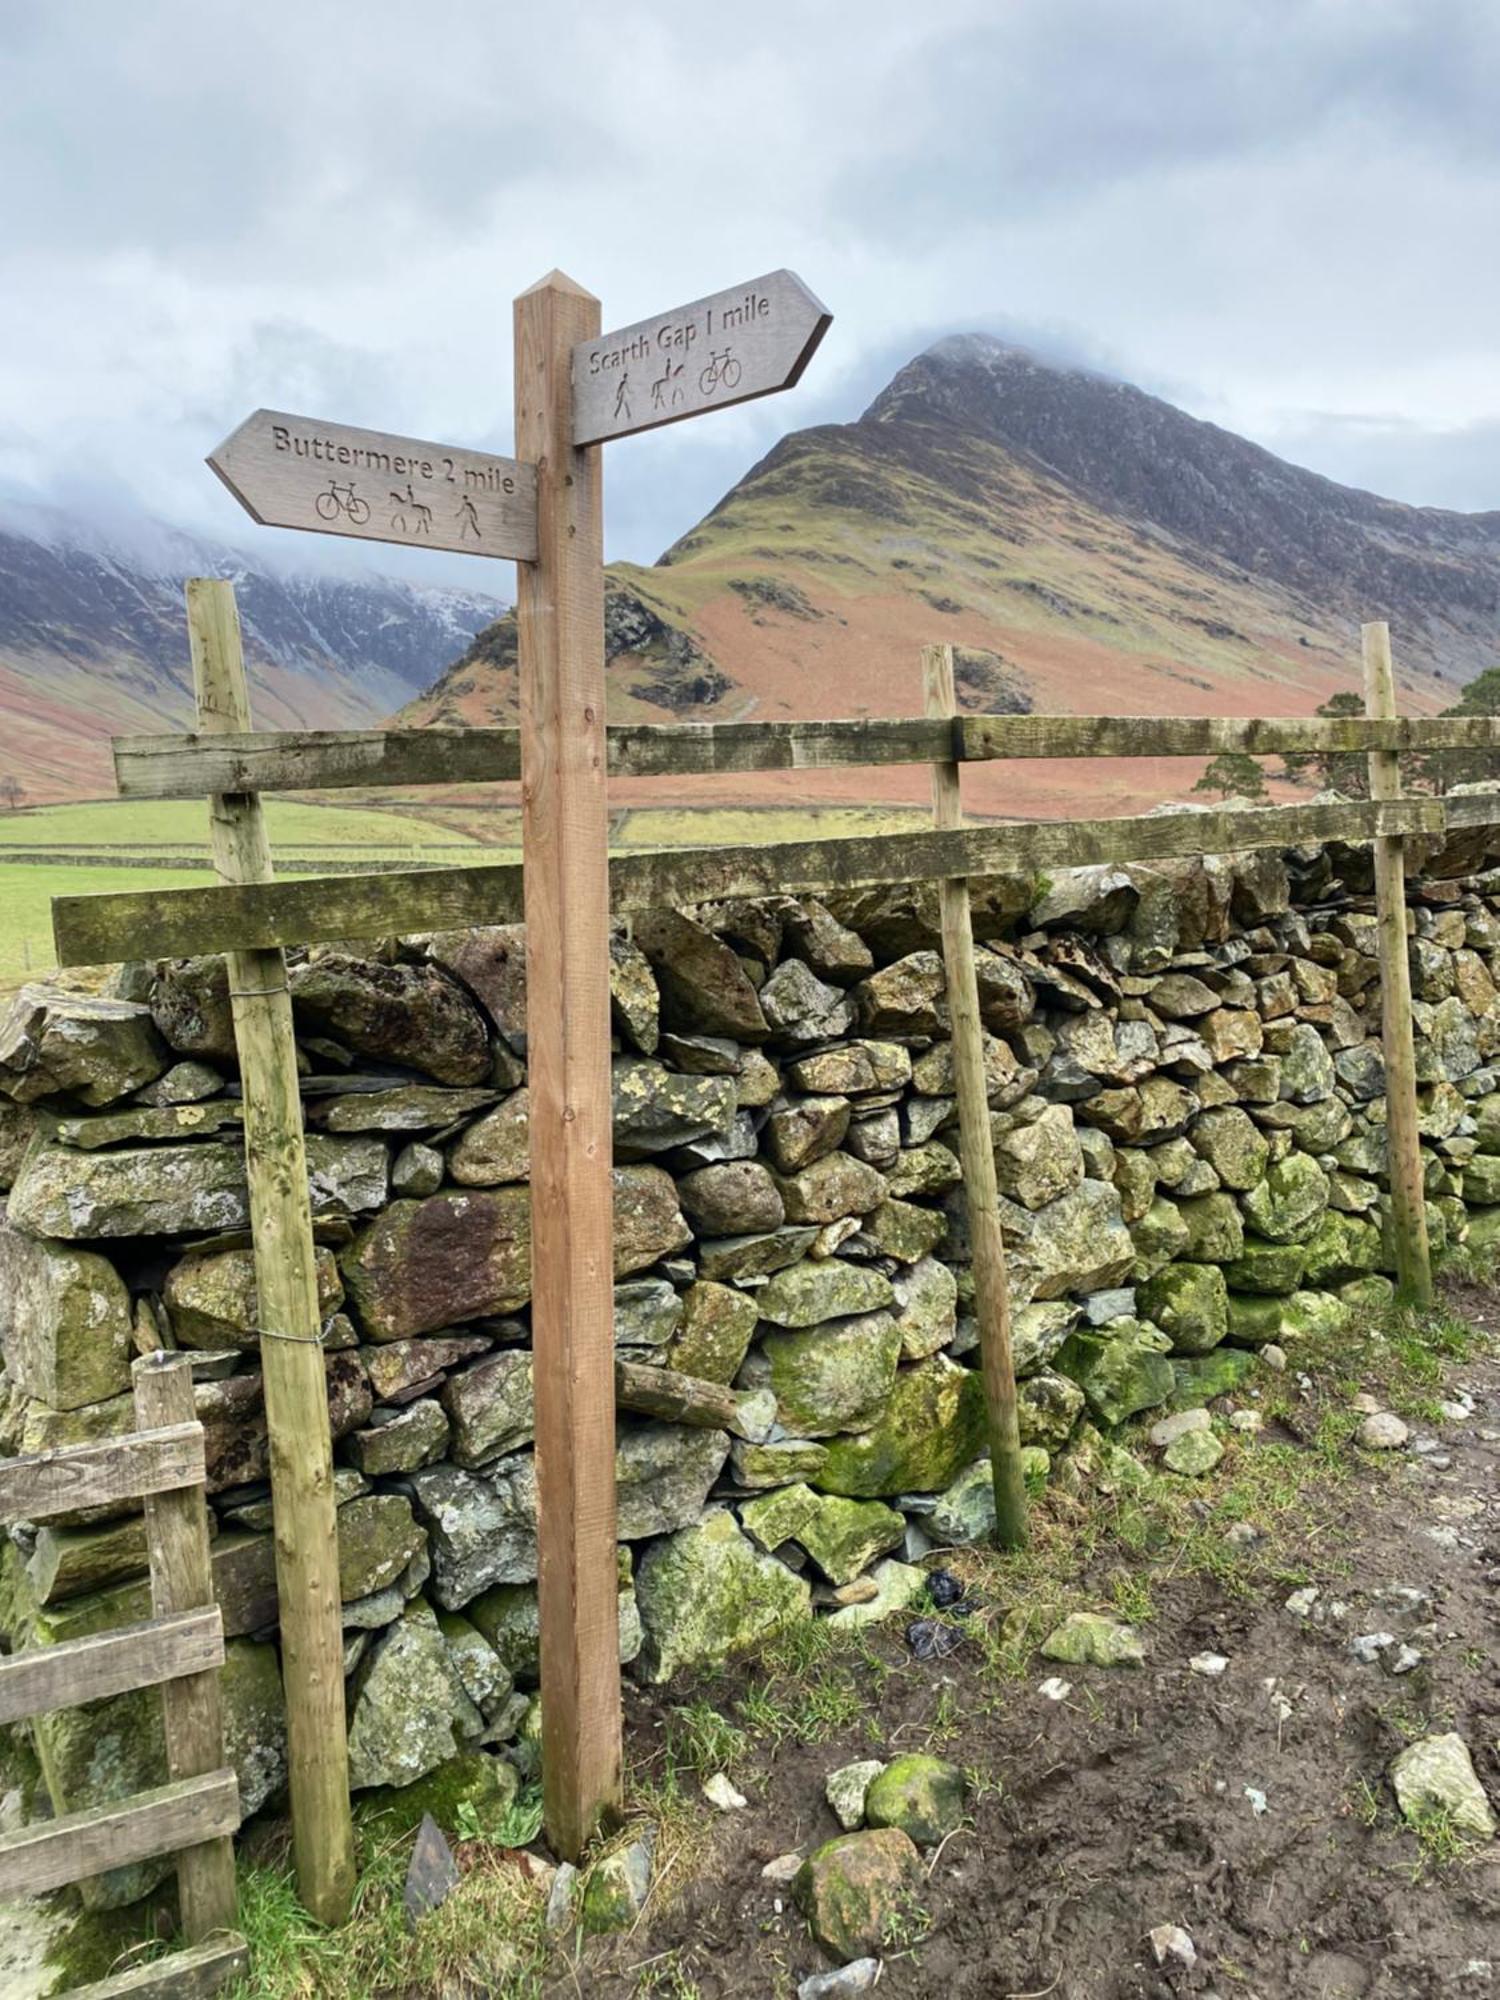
208;410;539;563
572;269;832;447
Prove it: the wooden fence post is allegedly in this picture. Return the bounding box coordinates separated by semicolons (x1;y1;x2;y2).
514;271;623;1860
185;578;355;1923
132;1351;238;1943
1361;619;1434;1309
922;644;1028;1549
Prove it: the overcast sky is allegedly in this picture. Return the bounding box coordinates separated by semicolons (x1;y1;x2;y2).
3;0;1498;592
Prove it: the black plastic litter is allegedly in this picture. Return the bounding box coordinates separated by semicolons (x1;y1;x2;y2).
906;1617;965;1661
926;1568;965;1609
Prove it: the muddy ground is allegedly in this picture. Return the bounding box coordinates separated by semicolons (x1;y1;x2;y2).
567;1292;1500;2000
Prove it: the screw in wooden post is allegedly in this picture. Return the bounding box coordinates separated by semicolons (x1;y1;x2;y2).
922;644;1029;1550
1361;620;1434;1310
184;579;355;1924
514;271;623;1860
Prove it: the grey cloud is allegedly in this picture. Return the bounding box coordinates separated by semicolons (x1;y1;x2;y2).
839;1;1500;239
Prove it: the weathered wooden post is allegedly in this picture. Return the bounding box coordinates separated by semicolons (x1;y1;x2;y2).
922;643;1028;1548
514;273;622;1859
186;578;355;1922
1361;619;1434;1309
132;1350;239;1943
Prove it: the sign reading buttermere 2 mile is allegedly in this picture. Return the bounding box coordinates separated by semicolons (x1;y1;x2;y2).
208;409;539;563
572;269;831;447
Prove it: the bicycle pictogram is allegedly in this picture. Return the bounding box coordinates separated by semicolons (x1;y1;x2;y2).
314;480;371;525
698;347;742;396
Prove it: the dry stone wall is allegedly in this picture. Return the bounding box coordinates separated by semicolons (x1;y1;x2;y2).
6;813;1500;1895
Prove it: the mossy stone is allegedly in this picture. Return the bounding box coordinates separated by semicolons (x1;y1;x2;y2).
813;1357;987;1497
864;1754;967;1846
1223;1237;1307;1296
1138;1263;1229;1355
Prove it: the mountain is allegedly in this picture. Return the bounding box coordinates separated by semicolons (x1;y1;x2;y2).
0;502;503;802
407;336;1500;819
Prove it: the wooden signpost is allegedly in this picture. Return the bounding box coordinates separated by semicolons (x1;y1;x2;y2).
206;268;832;1879
572;269;830;446
208;411;538;562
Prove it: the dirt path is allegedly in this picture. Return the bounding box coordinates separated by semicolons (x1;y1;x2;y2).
573;1295;1500;2000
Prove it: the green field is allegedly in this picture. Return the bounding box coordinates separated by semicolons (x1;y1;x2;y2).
0;798;925;990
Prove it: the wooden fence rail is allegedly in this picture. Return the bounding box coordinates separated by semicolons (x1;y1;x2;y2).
0;1352;246;1999
111;711;1500;799
52;794;1448;967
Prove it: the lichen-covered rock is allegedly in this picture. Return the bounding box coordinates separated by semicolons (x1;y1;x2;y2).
427;925;528;1049
149;955;241;1063
1017;1369;1087;1449
407;1460;539;1607
1240;1152;1330;1244
814;1356;986;1497
609;933;660;1053
162;1243;343;1350
1390;1733;1496;1839
864;1755;966;1847
739;1483;904;1585
441;1351;534;1467
1175;1193;1245;1264
343;1188;532;1339
697;1226;819;1281
1002;1178;1136;1302
1277;1022;1336;1105
313;1084;499;1133
616;1423;730;1539
789;1041;913;1098
993;1104;1084;1211
930;1449;1050;1542
1300;1211;1383;1286
611;1058;737;1159
1188;1107;1269;1190
1223;1237;1307;1295
1164;1428;1223;1475
665;1280;757;1382
634;909;769;1040
1058;1320;1175;1425
289;954;491;1085
1129;1195;1192;1281
1041;1611;1144;1667
794;1827;925;1963
759;958;856;1044
580;1834;655;1936
858;1199;946;1264
774;1152;888;1224
346;1600;481;1789
755;1312;901;1437
447;1090;531;1186
0;1223;132;1410
634;1508;812;1682
345;1399;451;1475
1138;1263;1229;1355
1170;1347;1257;1403
9;1137;388;1240
766;1095;853;1174
613;1164;693;1269
676;1160;785;1235
0;985;167;1106
852;953;947;1036
336;1493;428;1601
889;1256;957;1360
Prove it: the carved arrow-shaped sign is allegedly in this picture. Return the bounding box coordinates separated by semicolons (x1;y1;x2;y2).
571;269;831;448
208;410;539;562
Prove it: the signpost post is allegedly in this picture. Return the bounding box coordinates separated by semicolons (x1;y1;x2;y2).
207;266;830;1876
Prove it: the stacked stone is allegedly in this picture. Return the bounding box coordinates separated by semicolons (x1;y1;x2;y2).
7;820;1500;1872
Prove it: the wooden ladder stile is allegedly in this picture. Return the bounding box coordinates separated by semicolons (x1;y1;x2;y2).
0;1352;247;1998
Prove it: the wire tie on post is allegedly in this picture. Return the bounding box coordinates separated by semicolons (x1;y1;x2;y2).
257;1325;326;1348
